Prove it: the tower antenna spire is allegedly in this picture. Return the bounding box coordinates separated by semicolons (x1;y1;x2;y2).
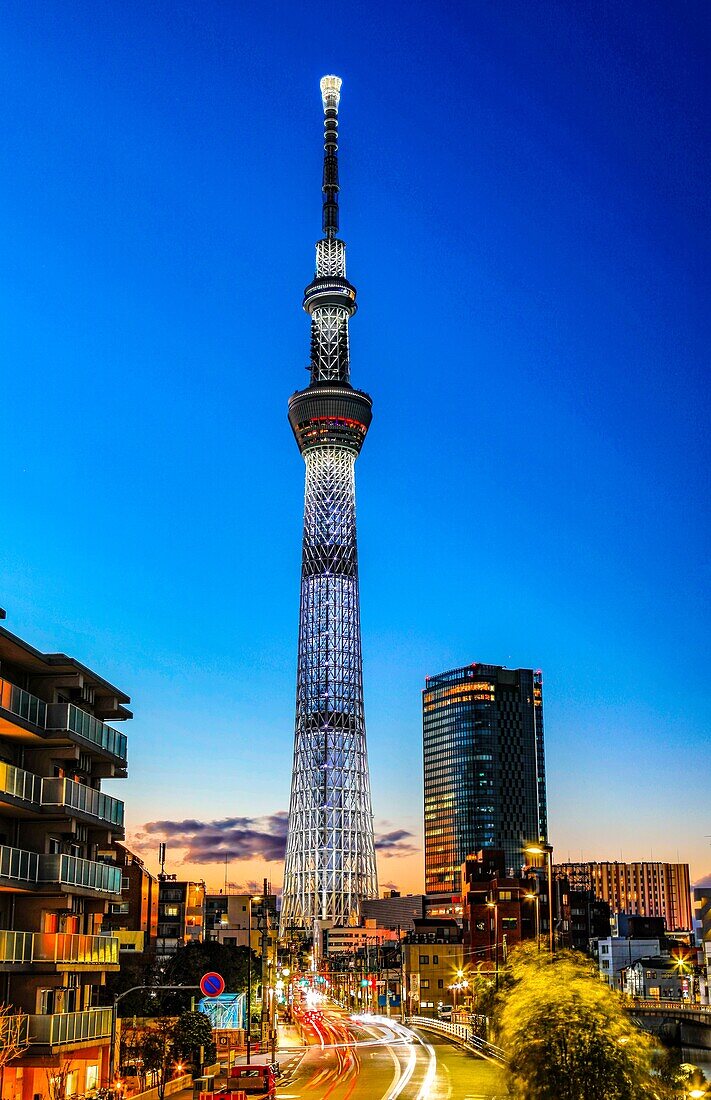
320;75;342;238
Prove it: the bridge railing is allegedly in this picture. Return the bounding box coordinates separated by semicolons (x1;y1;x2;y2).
630;999;711;1015
407;1014;507;1064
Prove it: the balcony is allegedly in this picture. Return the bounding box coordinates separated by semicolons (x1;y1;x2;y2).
27;1007;112;1047
0;845;40;887
41;778;125;829
0;679;47;729
0;930;119;966
0;763;42;809
39;854;122;896
33;931;119;966
0;681;127;766
47;704;127;764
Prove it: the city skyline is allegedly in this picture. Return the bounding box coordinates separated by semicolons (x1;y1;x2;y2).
1;1;708;898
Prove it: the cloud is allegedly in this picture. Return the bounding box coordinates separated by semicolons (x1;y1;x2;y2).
374;829;418;858
141;812;289;864
138;814;418;866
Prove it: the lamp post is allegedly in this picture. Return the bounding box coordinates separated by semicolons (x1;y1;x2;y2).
486;900;499;991
524;891;540;952
524;844;554;953
246;893;262;1064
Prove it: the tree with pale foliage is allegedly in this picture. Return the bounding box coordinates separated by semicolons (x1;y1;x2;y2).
0;1004;29;1072
494;944;655;1100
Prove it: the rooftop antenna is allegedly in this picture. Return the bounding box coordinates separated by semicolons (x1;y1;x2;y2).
158;842;167;880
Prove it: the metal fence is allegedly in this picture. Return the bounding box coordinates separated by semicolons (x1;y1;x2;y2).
407;1014;507;1064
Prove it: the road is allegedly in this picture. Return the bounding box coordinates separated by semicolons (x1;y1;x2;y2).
277;1010;506;1099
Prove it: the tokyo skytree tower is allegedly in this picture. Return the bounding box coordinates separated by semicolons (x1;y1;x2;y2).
281;76;378;932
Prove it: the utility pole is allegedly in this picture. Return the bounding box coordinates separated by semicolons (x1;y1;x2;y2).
259;879;270;1050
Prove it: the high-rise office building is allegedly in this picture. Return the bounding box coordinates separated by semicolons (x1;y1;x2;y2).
281;77;378;931
423;663;548;893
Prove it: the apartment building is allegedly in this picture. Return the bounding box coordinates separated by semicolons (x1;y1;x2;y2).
156;878;205;955
0;615;128;1100
555;861;692;932
98;842;158;953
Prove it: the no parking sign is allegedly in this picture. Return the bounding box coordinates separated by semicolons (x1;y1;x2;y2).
200;972;225;997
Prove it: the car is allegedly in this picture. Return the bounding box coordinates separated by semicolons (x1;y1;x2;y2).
227;1064;277;1099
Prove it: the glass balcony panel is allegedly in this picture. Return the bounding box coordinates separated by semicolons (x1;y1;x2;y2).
0;845;40;885
41;778;124;828
0;930;33;963
28;1008;112;1045
0;679;47;729
46;704;127;763
0;763;42;807
38;854;121;895
33;931;119;965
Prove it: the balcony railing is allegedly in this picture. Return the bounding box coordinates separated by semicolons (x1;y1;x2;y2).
47;704;128;763
28;1007;112;1046
41;778;125;828
39;854;122;895
0;930;33;963
33;931;119;966
0;763;42;807
0;681;127;764
0;930;119;966
0;845;40;886
0;679;47;728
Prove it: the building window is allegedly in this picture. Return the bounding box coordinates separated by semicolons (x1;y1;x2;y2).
419;955;429;965
432;955;439;964
421;980;430;989
437;979;444;989
601;945;609;954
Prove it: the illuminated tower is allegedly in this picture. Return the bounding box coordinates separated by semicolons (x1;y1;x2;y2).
281;76;378;932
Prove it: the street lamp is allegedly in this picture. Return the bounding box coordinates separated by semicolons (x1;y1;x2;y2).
486;900;499;990
246;893;262;1065
524;892;540;952
524;844;554;953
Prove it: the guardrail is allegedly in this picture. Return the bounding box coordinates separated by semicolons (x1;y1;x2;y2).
407;1015;507;1064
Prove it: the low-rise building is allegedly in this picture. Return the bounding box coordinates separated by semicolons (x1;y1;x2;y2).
403;919;463;1017
594;936;662;989
624;956;686;1000
693;882;711;1003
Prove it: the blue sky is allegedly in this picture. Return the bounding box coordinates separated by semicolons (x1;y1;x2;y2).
1;1;708;891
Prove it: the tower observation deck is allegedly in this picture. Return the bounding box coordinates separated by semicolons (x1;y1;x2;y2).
280;76;379;933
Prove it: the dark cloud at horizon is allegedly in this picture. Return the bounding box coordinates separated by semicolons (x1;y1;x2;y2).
137;814;419;865
141;812;289;864
374;829;418;858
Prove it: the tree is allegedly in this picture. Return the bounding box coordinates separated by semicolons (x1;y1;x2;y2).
172;1011;216;1069
43;1056;75;1100
101;950;165;1017
141;1019;178;1100
0;1006;29;1068
494;945;653;1100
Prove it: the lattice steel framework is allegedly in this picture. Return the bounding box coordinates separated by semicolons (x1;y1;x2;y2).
281;76;378;933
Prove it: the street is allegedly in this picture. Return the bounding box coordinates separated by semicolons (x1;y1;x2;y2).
277;1010;507;1099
